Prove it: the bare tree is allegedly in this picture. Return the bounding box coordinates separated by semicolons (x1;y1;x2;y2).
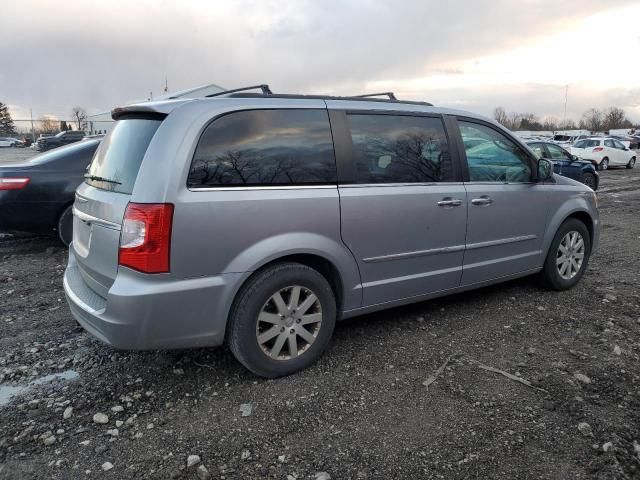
38;116;59;134
493;107;509;127
602;107;629;131
581;108;603;132
71;107;88;131
542;116;558;131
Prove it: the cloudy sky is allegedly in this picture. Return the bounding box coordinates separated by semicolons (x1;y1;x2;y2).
1;0;639;125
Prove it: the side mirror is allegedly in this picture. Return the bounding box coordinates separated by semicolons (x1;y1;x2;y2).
572;155;579;161
536;158;553;182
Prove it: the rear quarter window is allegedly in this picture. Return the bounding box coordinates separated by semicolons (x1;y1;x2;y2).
85;118;162;194
188;109;337;187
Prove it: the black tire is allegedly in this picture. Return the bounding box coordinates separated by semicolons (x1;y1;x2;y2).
599;158;608;171
57;205;73;247
540;218;591;291
627;157;636;169
582;172;597;190
227;262;336;378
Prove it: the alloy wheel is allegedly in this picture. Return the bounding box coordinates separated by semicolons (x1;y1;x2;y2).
556;231;585;280
256;285;322;360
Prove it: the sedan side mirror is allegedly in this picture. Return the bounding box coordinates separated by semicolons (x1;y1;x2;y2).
572;155;579;161
536;158;553;182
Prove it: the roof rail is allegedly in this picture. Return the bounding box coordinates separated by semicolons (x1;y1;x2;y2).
205;84;272;98
226;92;432;107
353;92;397;100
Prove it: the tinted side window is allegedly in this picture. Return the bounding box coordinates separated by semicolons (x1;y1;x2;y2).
347;114;452;183
459;121;532;183
529;142;546;159
189;109;337;187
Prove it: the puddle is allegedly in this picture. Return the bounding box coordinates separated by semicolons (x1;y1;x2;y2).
0;370;79;407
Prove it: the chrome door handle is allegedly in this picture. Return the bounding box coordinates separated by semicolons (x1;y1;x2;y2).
471;196;494;206
437;198;463;207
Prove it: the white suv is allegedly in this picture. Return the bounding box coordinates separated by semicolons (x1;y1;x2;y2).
570;137;636;170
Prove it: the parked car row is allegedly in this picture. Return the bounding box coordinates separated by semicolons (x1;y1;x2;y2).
526;141;599;190
0;137;25;148
35;130;85;151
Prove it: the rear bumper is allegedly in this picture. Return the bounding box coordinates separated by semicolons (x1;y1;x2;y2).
64;249;243;350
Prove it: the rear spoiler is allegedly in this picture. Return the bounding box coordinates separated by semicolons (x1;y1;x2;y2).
111;99;192;120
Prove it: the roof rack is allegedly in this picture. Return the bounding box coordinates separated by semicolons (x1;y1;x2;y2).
353;92;397;100
227;92;432;107
205;84;273;98
203;84;431;106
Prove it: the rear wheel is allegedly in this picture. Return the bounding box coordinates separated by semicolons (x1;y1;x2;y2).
582;172;597;190
540;218;591;291
57;205;73;247
627;157;636;169
599;158;609;171
228;262;336;378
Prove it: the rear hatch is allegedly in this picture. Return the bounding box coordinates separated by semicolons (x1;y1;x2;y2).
72;116;163;297
570;139;600;159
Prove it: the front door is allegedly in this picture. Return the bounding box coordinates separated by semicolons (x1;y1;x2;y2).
456;119;549;286
545;142;582;179
334;111;467;306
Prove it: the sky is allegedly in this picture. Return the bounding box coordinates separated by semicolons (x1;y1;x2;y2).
1;0;639;126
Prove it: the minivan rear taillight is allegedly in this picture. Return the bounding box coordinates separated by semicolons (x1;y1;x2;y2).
593;147;604;152
118;203;174;273
0;178;30;190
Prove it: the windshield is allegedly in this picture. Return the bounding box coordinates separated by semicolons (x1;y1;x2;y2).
85;118;162;194
553;135;570;142
574;139;599;148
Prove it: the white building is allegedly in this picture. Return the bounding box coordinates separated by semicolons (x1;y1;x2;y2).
86;83;225;135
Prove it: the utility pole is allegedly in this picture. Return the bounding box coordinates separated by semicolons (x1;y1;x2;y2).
562;84;568;127
30;108;35;142
164;76;168;93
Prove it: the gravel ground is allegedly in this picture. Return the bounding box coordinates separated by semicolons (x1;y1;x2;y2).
1;168;640;479
0;147;38;164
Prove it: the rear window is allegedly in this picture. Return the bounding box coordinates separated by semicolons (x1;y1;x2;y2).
85;118;161;194
188;109;337;187
553;135;571;142
574;139;599;148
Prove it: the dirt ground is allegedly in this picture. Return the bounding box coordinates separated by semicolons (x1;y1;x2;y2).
1;166;639;479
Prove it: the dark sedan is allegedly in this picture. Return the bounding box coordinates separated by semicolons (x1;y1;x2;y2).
0;139;100;245
527;141;599;190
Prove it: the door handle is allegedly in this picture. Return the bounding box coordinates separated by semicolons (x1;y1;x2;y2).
437;198;463;207
471;196;494;206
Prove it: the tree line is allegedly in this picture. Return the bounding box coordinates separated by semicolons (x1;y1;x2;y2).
0;101;88;136
493;106;637;132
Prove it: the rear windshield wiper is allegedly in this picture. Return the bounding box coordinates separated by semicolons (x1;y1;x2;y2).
84;174;122;185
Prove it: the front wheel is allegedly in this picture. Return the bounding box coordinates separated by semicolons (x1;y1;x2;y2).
57;205;73;247
627;157;636;169
228;262;336;378
582;172;597;190
540;218;591;291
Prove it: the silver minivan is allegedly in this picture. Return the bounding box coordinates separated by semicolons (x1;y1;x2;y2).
64;86;599;377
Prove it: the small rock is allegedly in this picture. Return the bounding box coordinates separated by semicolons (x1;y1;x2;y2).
578;422;593;437
79;440;90;446
278;455;286;463
604;293;617;302
173;368;184;375
196;465;210;480
63;407;73;419
574;373;591;384
111;405;124;413
315;472;331;480
146;423;154;430
102;462;113;471
93;413;109;424
416;316;424;322
43;435;56;446
106;429;119;437
115;420;123;428
95;445;108;454
241;449;251;460
187;455;201;468
603;441;613;452
240;403;252;417
536;306;546;311
613;345;622;356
